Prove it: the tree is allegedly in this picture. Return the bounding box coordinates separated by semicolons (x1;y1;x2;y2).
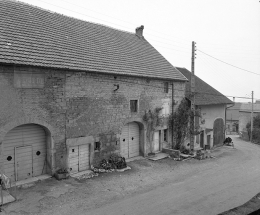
143;107;163;153
246;114;260;143
168;98;201;150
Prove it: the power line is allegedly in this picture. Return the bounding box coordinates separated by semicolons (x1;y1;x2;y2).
198;49;260;76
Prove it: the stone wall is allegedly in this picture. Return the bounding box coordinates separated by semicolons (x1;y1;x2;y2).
0;64;185;173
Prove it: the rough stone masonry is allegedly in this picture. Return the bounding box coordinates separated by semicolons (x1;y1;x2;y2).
0;64;185;174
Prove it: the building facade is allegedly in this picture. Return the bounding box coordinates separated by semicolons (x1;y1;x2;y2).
176;67;233;149
0;0;186;182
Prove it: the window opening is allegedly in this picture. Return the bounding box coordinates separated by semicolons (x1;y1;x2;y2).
130;100;138;112
164;82;169;93
94;142;101;151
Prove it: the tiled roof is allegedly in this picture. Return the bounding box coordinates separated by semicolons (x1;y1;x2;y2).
176;67;233;105
0;0;187;81
239;103;260;113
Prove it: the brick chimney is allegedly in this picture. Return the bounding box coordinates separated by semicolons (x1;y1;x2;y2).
135;25;144;38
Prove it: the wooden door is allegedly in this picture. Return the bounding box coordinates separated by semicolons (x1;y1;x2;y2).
15;145;33;181
120;122;140;158
153;131;160;152
79;144;90;171
200;131;204;148
3;124;46;182
69;146;79;173
69;144;90;173
128;122;139;158
213;118;225;146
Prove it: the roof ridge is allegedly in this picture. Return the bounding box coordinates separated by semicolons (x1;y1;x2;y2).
11;0;136;36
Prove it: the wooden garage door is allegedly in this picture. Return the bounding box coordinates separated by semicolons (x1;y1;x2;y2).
120;122;139;159
3;124;47;182
69;144;90;174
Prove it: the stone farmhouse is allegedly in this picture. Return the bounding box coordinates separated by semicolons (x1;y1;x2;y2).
0;0;187;182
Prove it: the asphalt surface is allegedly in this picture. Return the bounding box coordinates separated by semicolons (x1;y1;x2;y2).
81;136;260;215
3;135;260;215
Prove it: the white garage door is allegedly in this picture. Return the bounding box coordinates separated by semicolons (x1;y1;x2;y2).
3;124;47;182
120;122;139;159
69;144;90;174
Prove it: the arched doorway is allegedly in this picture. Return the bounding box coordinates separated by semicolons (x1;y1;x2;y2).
213;118;225;147
3;124;49;182
120;122;140;159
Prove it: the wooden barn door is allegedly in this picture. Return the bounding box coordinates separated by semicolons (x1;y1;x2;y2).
213;118;224;146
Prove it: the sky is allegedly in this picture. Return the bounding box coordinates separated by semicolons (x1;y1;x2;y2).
18;0;260;103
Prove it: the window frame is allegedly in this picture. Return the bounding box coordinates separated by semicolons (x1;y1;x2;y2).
130;99;139;113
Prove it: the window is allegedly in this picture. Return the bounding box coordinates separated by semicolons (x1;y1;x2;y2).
130;100;138;112
164;82;169;93
163;129;168;142
94;142;101;151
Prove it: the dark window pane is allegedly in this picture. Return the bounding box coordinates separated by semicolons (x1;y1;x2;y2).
164;82;169;93
130;100;138;112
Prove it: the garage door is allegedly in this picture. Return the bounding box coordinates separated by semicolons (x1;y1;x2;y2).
3;124;47;182
120;122;139;159
69;144;90;174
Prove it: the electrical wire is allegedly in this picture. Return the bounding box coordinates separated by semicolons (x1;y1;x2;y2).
197;49;260;76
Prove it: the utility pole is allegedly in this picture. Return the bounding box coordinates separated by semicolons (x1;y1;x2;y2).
190;41;196;152
250;91;254;142
172;82;174;149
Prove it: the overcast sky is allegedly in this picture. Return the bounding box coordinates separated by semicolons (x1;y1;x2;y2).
19;0;260;103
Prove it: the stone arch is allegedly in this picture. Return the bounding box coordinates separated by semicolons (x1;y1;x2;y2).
120;117;146;157
0;117;56;176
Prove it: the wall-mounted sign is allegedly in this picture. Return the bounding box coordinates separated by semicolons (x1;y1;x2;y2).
14;67;45;88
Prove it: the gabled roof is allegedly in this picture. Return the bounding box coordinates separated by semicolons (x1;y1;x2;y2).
176;67;233;105
239;103;260;113
0;0;187;81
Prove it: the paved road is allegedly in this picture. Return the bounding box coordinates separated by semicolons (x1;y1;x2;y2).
81;136;260;215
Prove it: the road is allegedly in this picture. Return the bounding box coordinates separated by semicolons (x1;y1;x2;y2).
81;136;260;215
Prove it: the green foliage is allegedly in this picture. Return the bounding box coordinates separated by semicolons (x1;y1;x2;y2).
93;145;118;168
143;107;163;152
246;114;260;143
169;98;201;150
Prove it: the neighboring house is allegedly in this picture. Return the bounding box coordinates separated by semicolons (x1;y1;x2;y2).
0;1;187;182
239;103;260;140
226;102;242;134
176;67;233;149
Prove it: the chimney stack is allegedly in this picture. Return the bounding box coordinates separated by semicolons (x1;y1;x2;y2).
135;25;144;38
